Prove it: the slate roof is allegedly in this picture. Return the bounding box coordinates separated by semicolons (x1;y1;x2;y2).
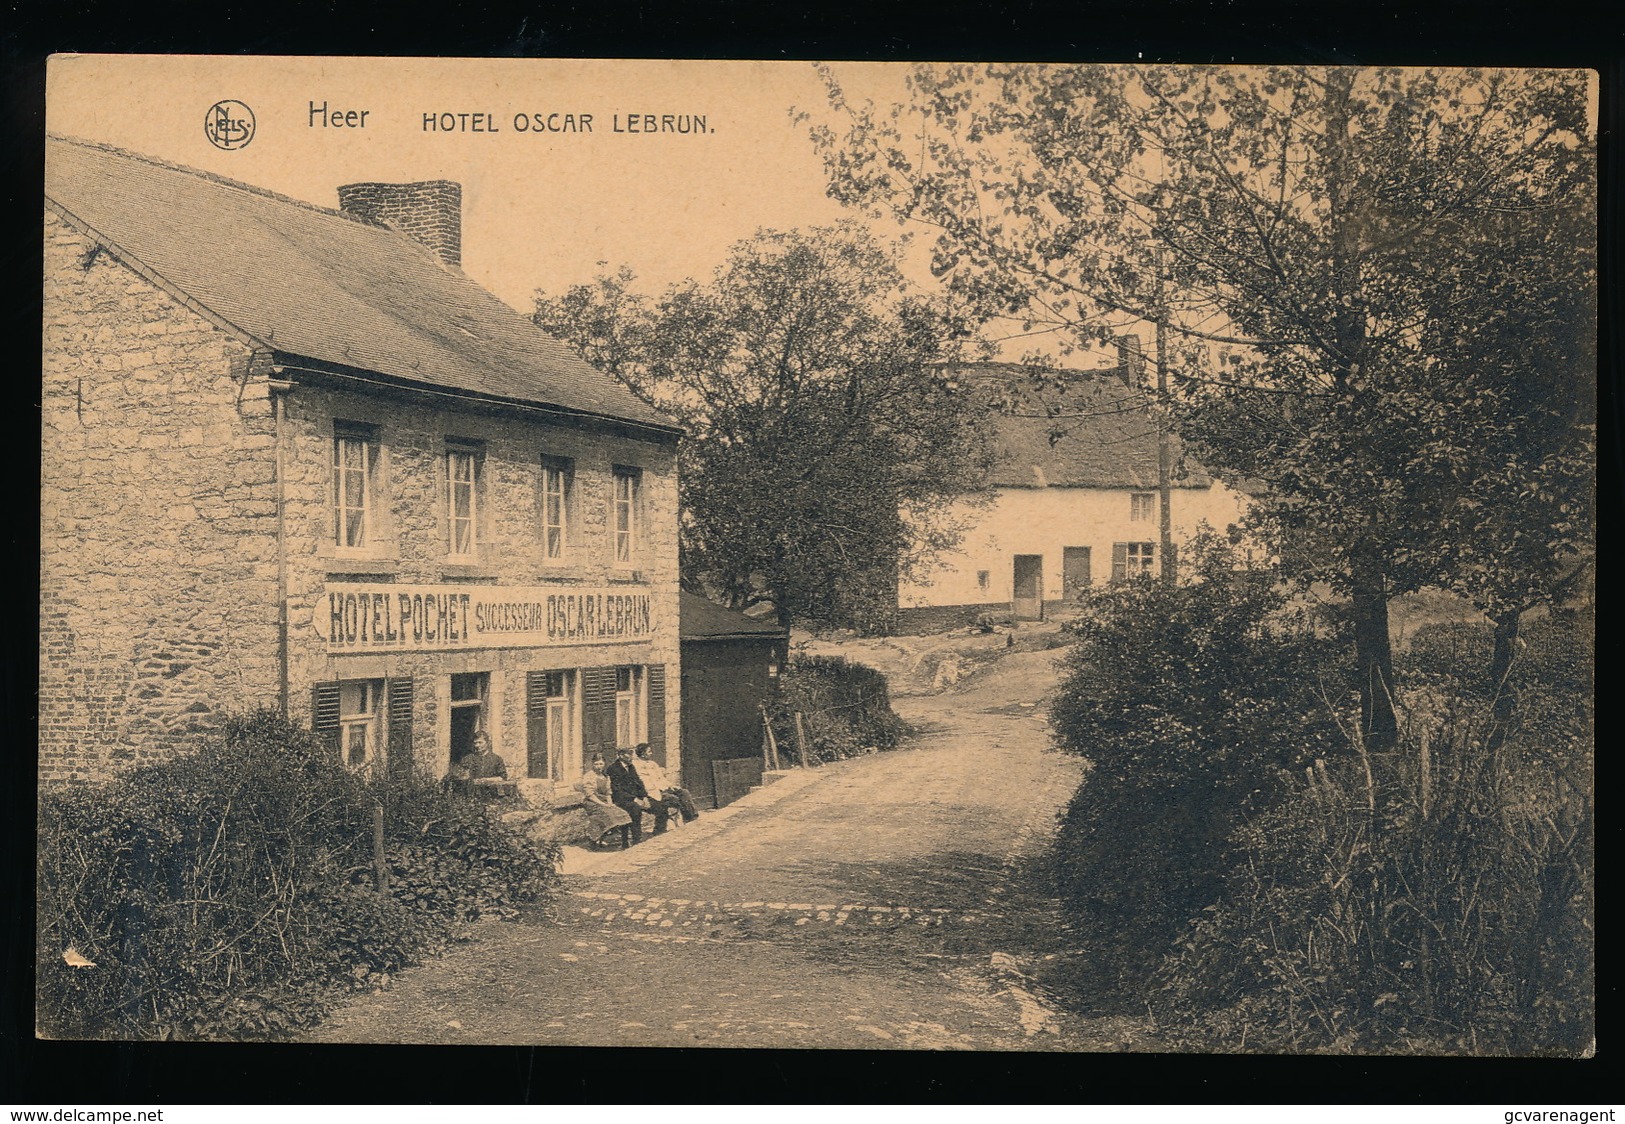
44;135;678;434
947;362;1213;489
679;592;789;642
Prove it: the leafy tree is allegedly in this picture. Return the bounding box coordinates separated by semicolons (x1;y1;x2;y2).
533;222;995;631
807;65;1595;746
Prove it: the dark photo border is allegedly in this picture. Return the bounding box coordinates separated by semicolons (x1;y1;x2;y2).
6;0;1615;1106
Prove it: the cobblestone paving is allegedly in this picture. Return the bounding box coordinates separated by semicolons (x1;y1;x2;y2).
571;890;987;930
309;647;1151;1051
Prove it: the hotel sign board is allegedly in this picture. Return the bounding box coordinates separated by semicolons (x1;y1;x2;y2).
315;583;657;654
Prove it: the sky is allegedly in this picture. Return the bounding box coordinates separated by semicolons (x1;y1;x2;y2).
45;56;916;315
47;57;1595;375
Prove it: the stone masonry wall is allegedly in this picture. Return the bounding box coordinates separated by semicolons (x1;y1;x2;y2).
41;204;681;795
278;381;682;799
41;209;281;782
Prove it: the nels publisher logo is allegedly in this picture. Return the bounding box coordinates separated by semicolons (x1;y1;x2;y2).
204;100;255;150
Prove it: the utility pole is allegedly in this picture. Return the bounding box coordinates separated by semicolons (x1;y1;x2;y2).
1155;251;1176;586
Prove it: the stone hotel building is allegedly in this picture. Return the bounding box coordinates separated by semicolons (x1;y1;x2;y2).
41;135;684;806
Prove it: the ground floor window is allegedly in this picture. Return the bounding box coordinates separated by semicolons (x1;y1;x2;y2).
615;665;646;748
313;677;411;773
1112;541;1155;581
449;671;489;764
339;679;381;769
577;664;665;773
527;669;580;781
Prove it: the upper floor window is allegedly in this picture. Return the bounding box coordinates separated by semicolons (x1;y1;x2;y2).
332;424;377;551
612;466;641;566
1130;492;1155;522
447;443;483;559
541;456;573;561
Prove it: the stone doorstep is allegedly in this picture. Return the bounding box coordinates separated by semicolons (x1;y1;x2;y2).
557;761;834;877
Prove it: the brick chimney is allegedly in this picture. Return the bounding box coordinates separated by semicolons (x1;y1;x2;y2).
338;180;462;267
1116;333;1146;387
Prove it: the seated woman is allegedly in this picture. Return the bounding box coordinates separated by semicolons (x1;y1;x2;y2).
576;753;634;849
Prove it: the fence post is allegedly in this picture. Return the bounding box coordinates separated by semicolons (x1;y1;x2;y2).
760;705;782;771
372;801;388;894
794;711;810;769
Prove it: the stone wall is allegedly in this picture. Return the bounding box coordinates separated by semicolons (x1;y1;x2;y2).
40;209;281;781
41;205;682;792
893;602;1009;635
278;378;682;794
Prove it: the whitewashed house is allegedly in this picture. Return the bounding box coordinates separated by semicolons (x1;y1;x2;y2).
897;357;1253;631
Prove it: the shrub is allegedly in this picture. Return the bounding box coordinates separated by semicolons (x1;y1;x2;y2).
37;709;562;1041
1400;612;1593;790
1151;691;1594;1055
372;772;561;924
1403;611;1593;701
1044;538;1593;1052
766;655;908;763
1047;535;1349;1009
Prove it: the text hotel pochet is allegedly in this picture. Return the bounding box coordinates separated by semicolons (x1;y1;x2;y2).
317;584;658;653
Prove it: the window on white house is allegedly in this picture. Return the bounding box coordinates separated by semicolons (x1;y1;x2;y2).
1131;492;1155;522
614;665;645;748
332;425;376;550
541;456;572;561
612;466;641;566
447;445;482;559
976;570;991;593
338;679;381;770
1112;542;1155;581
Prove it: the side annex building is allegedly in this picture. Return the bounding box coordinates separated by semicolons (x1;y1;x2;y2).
41;135;685;809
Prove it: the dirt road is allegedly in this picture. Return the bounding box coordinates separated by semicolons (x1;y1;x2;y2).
309;642;1142;1050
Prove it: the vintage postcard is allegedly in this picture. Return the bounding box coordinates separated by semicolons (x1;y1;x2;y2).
40;56;1594;1055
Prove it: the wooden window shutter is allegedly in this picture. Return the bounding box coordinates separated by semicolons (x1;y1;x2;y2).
646;665;667;762
311;681;342;758
525;671;550;779
386;677;414;776
1112;543;1129;583
581;666;618;759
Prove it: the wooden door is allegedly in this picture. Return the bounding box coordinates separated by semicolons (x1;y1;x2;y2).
1012;554;1044;620
1062;546;1092;601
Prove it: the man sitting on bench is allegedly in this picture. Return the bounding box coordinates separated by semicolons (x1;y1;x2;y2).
606;745;665;844
634;743;699;827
